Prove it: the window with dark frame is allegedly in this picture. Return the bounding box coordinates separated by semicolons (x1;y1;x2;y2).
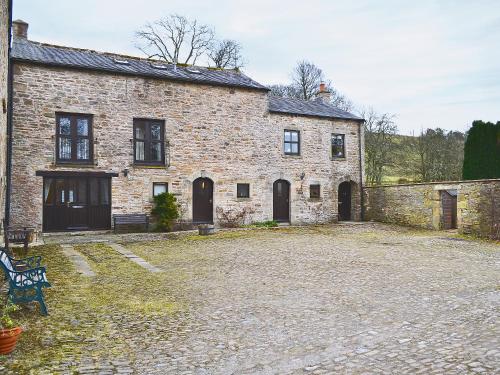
56;113;93;163
284;130;300;155
133;119;165;165
331;134;345;158
310;184;320;199
153;182;168;197
237;183;250;198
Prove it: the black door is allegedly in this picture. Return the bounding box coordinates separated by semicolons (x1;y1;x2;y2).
193;177;213;223
43;176;111;231
65;178;88;229
273;179;290;222
338;181;351;221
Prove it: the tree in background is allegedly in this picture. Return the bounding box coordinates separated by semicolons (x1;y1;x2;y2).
208;39;245;69
416;128;465;182
135;14;245;68
361;108;398;185
462;120;500;180
269;60;353;111
135;14;214;64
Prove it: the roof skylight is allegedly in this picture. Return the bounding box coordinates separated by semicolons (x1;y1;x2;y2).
150;62;169;70
186;68;202;74
112;58;130;65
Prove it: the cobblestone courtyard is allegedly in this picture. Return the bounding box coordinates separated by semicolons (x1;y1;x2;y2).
3;223;499;374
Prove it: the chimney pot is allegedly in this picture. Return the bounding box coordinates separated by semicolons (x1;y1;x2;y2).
13;19;29;39
317;82;331;103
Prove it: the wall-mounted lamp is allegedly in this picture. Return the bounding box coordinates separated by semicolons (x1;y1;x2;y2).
123;168;129;177
300;172;306;180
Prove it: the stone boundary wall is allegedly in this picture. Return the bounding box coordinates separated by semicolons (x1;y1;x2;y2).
363;179;500;238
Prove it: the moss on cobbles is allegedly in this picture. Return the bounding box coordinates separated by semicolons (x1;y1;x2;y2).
2;243;183;373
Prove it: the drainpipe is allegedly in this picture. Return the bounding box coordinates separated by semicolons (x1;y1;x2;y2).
358;120;365;221
5;0;13;228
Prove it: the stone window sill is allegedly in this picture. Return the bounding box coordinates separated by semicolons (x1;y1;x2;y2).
52;162;97;168
331;157;346;161
132;164;167;169
236;197;251;201
308;198;322;202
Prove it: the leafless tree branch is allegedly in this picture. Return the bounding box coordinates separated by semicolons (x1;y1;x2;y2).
208;39;245;69
135;14;214;64
268;60;354;111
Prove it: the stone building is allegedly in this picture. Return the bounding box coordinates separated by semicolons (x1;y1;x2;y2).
0;0;12;244
9;20;364;234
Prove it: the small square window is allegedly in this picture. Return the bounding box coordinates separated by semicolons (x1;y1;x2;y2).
310;184;320;199
332;134;345;158
237;183;250;198
153;182;168;197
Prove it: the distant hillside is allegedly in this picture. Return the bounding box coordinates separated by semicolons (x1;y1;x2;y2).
367;131;465;185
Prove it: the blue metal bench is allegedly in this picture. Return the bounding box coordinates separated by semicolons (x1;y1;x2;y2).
0;249;51;315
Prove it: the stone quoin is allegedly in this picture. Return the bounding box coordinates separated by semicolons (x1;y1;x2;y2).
0;1;11;244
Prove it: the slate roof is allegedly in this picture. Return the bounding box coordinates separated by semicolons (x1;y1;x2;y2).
11;38;363;121
11;38;268;91
268;96;363;121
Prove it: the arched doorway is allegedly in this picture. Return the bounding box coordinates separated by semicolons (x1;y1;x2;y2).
193;177;213;224
273;179;290;222
338;181;352;221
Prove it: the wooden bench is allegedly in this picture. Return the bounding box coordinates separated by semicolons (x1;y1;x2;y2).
113;214;149;233
5;227;34;256
0;249;51;315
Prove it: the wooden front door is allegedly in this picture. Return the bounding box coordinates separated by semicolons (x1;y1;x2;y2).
273;179;290;222
43;176;111;231
338;181;351;221
193;178;213;223
441;190;457;229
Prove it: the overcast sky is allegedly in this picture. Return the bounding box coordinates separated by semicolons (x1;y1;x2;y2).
13;0;500;134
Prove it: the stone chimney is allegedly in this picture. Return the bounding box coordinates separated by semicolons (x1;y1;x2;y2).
13;19;29;39
317;82;331;103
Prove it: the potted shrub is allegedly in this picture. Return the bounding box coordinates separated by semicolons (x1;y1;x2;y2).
0;300;22;355
198;224;215;235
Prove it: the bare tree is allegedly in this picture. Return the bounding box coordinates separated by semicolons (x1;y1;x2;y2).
415;128;465;182
291;60;324;100
208;39;244;69
329;88;354;112
360;107;398;185
268;60;354;111
269;84;301;98
135;14;214;64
